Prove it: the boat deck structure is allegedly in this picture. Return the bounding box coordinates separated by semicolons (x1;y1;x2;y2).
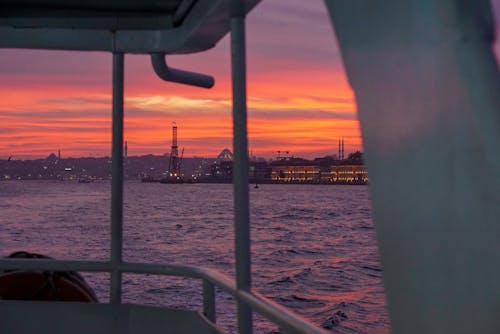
1;0;499;334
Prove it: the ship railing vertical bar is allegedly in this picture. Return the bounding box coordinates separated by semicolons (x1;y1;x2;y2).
230;1;252;333
110;52;125;304
202;279;216;322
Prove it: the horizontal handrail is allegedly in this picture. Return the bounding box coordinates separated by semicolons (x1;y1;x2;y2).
0;258;327;334
0;259;112;273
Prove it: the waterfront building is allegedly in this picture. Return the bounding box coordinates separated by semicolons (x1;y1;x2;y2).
331;165;368;184
271;158;320;183
270;156;368;184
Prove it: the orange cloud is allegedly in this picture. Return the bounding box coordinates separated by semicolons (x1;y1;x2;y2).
0;66;359;159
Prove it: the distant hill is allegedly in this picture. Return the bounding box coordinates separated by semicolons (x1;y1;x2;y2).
0;154;214;180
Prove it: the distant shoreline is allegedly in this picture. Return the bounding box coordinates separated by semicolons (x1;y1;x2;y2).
0;178;368;186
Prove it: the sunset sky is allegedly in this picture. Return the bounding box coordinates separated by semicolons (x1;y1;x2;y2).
1;0;499;160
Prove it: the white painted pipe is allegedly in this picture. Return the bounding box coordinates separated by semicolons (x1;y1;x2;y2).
151;53;214;88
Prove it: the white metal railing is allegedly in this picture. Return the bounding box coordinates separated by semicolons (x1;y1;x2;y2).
0;258;327;334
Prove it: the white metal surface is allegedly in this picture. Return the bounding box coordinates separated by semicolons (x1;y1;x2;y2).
325;1;500;333
110;52;124;304
0;300;224;334
0;0;261;54
230;1;252;333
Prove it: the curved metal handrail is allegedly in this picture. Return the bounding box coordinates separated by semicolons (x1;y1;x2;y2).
0;258;327;334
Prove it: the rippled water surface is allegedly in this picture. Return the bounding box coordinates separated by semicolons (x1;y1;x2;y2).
0;180;390;333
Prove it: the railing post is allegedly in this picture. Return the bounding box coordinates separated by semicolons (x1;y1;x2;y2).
202;279;216;323
230;1;252;333
110;52;124;304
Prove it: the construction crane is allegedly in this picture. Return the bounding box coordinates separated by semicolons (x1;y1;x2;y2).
178;147;185;177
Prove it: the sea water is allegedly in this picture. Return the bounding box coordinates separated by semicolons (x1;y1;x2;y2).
0;180;390;334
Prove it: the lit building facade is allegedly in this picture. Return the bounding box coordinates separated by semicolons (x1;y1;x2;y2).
271;161;320;182
270;158;368;184
330;165;368;184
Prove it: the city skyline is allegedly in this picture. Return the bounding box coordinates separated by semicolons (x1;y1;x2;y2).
5;144;361;161
1;0;499;159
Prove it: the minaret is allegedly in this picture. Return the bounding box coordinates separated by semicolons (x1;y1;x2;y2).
338;139;341;161
342;138;345;160
124;141;128;159
58;149;61;160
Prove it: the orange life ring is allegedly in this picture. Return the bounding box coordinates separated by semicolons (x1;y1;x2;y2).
0;251;98;302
